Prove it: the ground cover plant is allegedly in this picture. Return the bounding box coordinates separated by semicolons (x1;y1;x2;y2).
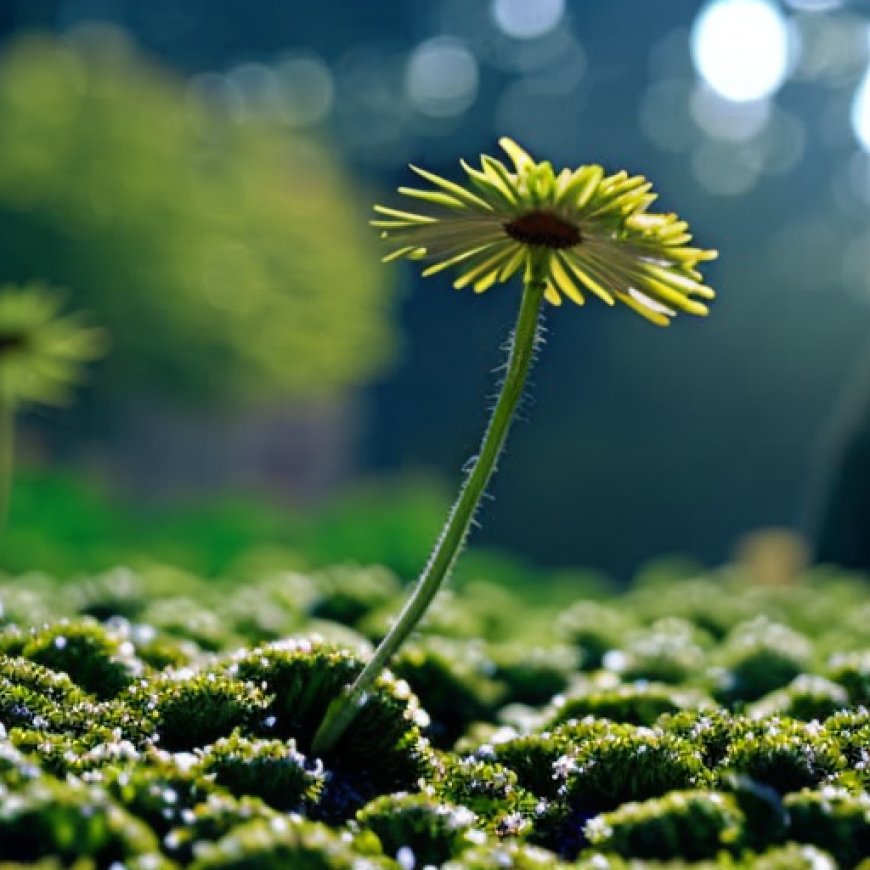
2;114;868;870
0;558;868;867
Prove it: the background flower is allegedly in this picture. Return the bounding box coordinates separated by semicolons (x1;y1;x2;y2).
0;285;106;409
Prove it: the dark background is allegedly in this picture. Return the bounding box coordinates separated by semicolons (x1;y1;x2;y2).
2;0;869;578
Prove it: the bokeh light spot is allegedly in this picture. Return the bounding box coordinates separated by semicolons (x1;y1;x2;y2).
783;0;842;11
275;55;334;126
851;65;870;152
690;84;770;142
491;0;565;40
405;37;478;118
691;0;791;102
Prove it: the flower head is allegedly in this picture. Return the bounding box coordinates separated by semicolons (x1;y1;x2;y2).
373;138;717;325
0;285;107;408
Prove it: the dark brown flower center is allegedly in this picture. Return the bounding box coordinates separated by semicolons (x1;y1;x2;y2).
0;332;27;356
504;210;581;249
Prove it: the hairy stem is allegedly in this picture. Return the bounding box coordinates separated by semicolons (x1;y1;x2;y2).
311;254;548;755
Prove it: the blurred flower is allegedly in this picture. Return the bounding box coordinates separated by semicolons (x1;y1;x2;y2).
0;285;107;408
373;137;717;325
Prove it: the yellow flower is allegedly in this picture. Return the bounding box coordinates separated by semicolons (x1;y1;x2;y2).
0;285;107;408
372;138;717;325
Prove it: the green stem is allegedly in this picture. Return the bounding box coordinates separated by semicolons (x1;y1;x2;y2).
312;253;548;755
0;394;14;534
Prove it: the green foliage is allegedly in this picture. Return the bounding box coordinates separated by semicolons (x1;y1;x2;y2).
0;776;158;864
718;719;845;794
227;639;432;819
20;618;139;698
355;792;478;866
443;840;568;869
487;642;578;707
434;755;536;834
584;790;745;861
0;559;869;866
717;617;813;702
613;618;712;685
391;639;504;746
656;710;750;769
749;675;851;721
489;728;584;800
161;794;279;865
1;470;446;579
187;818;374;870
306;564;400;631
0;31;394;405
827;651;870;706
197;734;324;812
0;654;91;732
560;726;709;815
122;670;270;751
100;749;214;840
556;600;634;669
784;788;870;869
547;682;712;729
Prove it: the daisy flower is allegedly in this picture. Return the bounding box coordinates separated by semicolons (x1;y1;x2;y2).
373;137;717;325
0;286;106;408
313;141;720;755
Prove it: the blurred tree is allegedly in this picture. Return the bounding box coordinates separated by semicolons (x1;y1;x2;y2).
0;29;394;407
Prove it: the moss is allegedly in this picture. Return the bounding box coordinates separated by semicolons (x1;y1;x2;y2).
122;669;270;752
390;639;504;747
187;817;376;870
0;561;868;867
124;625;200;671
555;601;634;670
584;790;744;861
749;843;839;870
434;755;536;835
307;564;400;631
162;793;278;864
0;655;92;732
197;733;325;812
487;642;578;707
0;577;71;628
66;568;150;622
827;652;870;706
355;792;478;866
717;618;813;703
488;732;571;801
784;787;870;869
0;775;158;864
547;682;711;729
486;718;615;800
20;619;141;699
442;840;566;869
138;598;235;652
824;708;870;782
719;774;788;852
7;725;136;778
560;726;708;815
99;748;214;840
749;675;851;721
227;639;432;820
656;710;750;769
718;719;845;794
626;576;748;640
613;618;711;685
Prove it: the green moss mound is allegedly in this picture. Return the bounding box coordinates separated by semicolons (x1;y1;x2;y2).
0;562;868;865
